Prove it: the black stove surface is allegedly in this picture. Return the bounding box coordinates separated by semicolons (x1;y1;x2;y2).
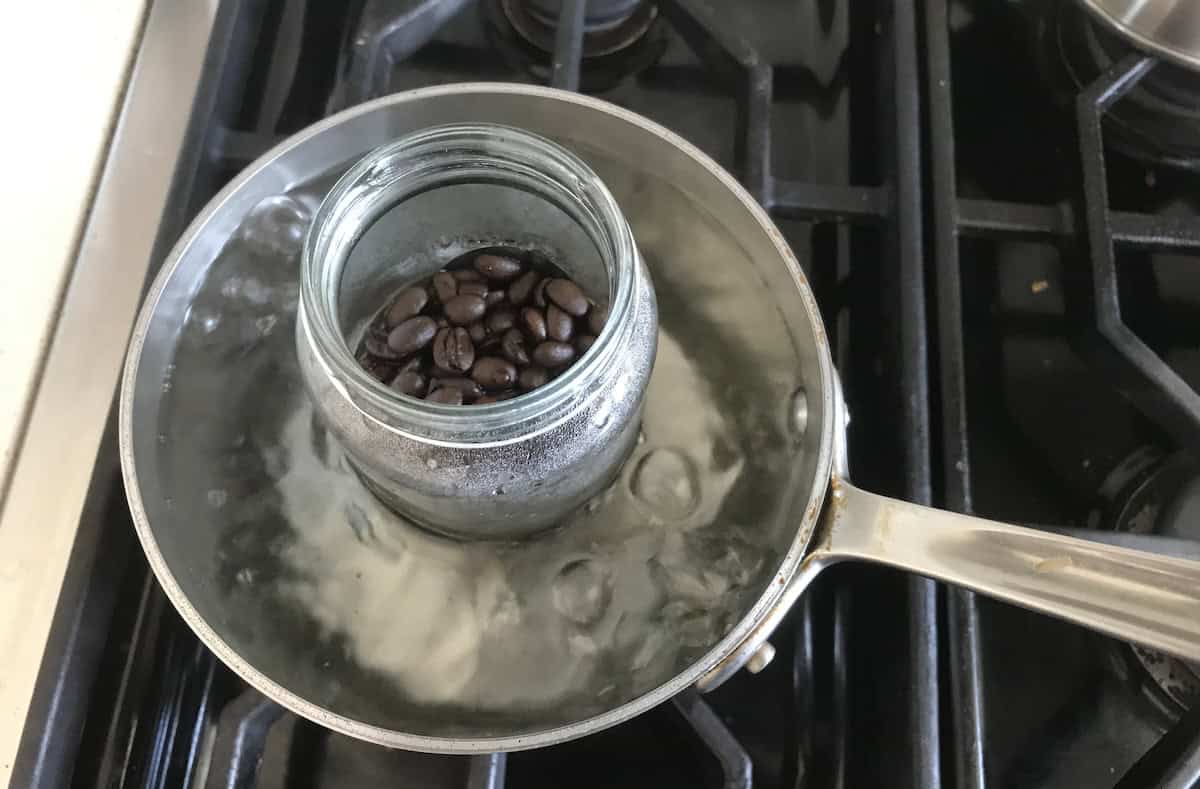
17;1;1200;788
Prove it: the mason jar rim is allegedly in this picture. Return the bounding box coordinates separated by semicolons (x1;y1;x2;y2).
298;122;638;442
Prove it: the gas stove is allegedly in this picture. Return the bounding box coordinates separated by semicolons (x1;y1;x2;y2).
10;0;1200;787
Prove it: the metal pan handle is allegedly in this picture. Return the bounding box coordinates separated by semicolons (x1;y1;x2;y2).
826;482;1200;658
697;480;1200;692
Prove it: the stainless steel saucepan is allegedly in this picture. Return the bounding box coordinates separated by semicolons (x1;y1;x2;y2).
121;83;1200;753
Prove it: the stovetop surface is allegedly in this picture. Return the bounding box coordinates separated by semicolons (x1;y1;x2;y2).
17;1;1200;787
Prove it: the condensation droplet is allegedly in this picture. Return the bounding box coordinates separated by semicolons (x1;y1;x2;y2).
207;488;228;508
630;448;700;521
552;559;612;626
425;458;438;470
236;567;257;585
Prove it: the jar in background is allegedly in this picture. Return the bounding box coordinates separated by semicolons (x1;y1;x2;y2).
296;123;657;539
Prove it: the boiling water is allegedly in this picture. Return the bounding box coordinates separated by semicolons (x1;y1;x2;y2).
156;157;810;736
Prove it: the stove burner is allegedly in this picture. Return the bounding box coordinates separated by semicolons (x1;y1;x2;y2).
1034;1;1200;171
1095;447;1200;717
483;0;667;90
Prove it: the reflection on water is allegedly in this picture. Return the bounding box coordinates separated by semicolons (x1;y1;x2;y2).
152;157;806;734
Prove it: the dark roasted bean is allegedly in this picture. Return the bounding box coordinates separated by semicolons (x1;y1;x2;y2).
508;270;540;305
391;370;427;397
532;277;551;308
358;250;606;404
546;304;574;343
519;365;548;391
520;307;548;342
398;355;426;374
387;316;438;355
432;327;475;373
426;387;464;405
444;294;486;325
432;272;458;303
452;269;483;283
472;356;518;390
533;341;576;368
458;281;489;299
431;377;483;401
575;334;597;355
501;328;530;366
587;302;608;336
546;278;588;316
486;307;517;335
474;253;524;280
364;333;402;360
385;287;428;327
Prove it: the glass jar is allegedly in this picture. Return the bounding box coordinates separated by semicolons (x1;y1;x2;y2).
296;123;657;539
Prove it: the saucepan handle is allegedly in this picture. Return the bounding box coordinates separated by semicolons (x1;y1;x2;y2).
825;481;1200;659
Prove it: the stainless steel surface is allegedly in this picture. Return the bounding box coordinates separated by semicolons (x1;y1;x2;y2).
0;0;218;784
297;124;657;539
824;482;1200;659
1081;0;1200;71
120;83;837;752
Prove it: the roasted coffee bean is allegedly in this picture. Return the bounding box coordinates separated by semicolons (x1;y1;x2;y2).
532;277;551;308
444;294;487;325
458;281;489;299
546;304;574;343
472;356;518;390
391;370;427;397
519;365;548;391
426;387;464;405
433;327;475;373
432;272;458;303
508;270;540;305
477;390;518;404
486;307;517;335
546;278;588;317
533;341;576;368
386;316;437;355
431;377;483;401
358;249;607;404
587;302;608;336
520;307;548;342
385;287;428;327
501;328;530;366
474;253;524;280
398;355;426;374
364;333;402;360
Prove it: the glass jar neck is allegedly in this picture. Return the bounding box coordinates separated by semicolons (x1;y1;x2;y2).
300;123;638;445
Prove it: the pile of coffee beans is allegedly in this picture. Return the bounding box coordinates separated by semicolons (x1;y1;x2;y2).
354;249;608;405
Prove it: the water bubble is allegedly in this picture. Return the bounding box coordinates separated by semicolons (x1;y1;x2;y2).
161;379;172;393
238;194;313;261
207;488;228;508
552;559;612;626
630;448;699;521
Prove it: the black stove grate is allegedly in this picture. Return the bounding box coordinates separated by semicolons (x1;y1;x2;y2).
923;0;1200;787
